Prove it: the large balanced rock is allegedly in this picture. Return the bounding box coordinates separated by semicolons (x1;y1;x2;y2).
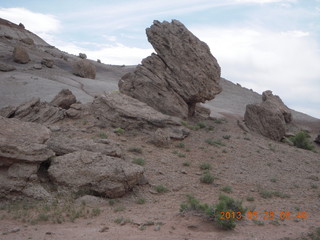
0;116;54;199
50;89;77;109
13;45;30;64
48;150;144;198
119;20;221;118
72;59;96;79
244;90;292;141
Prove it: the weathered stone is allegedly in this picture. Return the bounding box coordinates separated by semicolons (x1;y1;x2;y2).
315;134;320;144
21;38;34;45
47;135;122;157
13;45;30;64
0;62;16;72
0;98;66;125
79;53;87;59
33;64;42;70
72;59;96;79
48;150;144;198
91;92;182;130
149;128;171;147
50;89;77;109
8;163;39;179
41;58;54;68
119;20;221;118
0;116;54;164
244;90;292;141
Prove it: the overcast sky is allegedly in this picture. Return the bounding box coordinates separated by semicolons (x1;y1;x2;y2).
1;0;319;118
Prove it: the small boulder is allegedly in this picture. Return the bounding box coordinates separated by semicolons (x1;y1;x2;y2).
79;53;87;59
315;134;320;144
13;45;30;64
72;59;96;79
33;64;42;70
149;128;171;147
41;58;54;68
0;63;16;72
50;89;77;109
48;150;144;198
21;38;34;45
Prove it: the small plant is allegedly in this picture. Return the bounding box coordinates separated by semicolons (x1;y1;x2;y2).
221;186;232;193
200;172;214;184
270;178;277;183
252;219;264;226
183;161;191;167
213;118;225;124
289;131;315;151
177;152;186;158
223;135;231;140
175;142;185;148
154;185;169;193
91;208;101;217
311;184;318;189
114;128;125;135
244;137;251;141
114;216;132;225
136;198;146;204
199;163;212;170
207;125;215;131
127;147;142;154
196;122;206;129
132;158;145;166
114;206;126;212
222;149;228;153
98;132;108;139
258;189;274;199
246;196;255;202
205;139;225;147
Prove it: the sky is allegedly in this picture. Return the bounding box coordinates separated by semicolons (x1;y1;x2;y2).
1;0;319;118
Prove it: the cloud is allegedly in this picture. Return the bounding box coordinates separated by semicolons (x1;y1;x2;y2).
0;8;61;38
191;26;320;118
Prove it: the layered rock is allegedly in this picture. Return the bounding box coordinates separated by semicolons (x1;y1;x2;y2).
0;97;66;125
119;20;221;118
13;45;30;64
244;90;292;141
72;59;96;79
0;116;54;199
48;150;144;198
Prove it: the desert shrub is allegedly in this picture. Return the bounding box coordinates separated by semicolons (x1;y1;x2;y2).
127;147;142;153
154;185;168;193
175;142;185;148
98;132;108;139
221;186;233;193
200;172;214;184
289;131;315;151
199;163;212;170
114;128;125;135
132;158;145;166
180;194;246;230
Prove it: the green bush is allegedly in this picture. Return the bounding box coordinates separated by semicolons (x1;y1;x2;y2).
289;131;315;151
132;158;145;166
114;128;125;135
199;163;212;170
200;172;214;184
154;185;168;193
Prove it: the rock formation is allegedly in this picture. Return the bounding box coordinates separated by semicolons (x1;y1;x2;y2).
41;58;54;68
315;134;320;144
0;62;16;72
119;20;221;118
50;89;77;109
48;150;144;198
0;116;54;199
72;59;96;79
13;45;30;64
244;90;292;141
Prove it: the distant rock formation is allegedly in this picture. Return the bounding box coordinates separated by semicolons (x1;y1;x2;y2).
119;20;221;118
244;90;292;141
72;59;96;79
13;45;30;64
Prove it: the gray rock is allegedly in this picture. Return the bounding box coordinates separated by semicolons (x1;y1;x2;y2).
0;63;16;72
50;89;77;109
72;59;96;79
79;53;87;59
41;58;54;68
315;134;320;144
244;90;292;141
119;20;221;118
21;37;34;45
48;150;144;198
149;128;171;147
13;45;30;64
33;64;42;70
47;135;122;157
91;92;182;130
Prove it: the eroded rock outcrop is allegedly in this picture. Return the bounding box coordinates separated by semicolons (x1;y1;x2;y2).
119;20;221;118
72;59;96;79
48;150;144;198
0;116;54;199
244;90;292;141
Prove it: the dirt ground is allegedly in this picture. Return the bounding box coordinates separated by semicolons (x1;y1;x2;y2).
1;114;319;240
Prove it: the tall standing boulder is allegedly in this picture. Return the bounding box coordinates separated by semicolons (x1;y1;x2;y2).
13;45;30;64
119;20;221;118
244;90;292;141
